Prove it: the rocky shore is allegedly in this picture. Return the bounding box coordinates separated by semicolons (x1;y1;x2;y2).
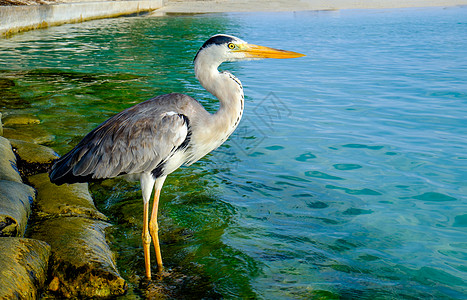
0;113;128;298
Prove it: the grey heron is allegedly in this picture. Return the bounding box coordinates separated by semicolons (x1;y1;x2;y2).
49;34;304;279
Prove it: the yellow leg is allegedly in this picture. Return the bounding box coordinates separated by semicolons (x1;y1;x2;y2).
142;201;152;279
149;188;163;271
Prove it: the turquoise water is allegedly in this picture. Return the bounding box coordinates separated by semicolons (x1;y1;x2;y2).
1;6;466;299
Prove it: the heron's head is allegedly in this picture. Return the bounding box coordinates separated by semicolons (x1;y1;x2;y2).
194;34;305;66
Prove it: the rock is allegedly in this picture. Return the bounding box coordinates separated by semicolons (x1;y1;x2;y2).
27;173;107;221
0;112;3;136
10;139;59;164
0;85;28;110
0;180;35;237
3;114;41;126
2;126;55;145
0;237;51;300
29;217;127;298
0;78;15;89
10;139;59;176
0;136;22;183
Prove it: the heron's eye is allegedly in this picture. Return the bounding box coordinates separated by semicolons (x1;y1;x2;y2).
228;43;236;49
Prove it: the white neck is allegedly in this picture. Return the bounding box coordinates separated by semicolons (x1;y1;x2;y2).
193;53;244;149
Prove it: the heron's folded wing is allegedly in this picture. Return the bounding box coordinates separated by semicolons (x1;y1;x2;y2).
76;110;189;179
50;104;189;184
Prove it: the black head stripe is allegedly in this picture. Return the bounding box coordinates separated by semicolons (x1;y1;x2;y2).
194;34;236;62
201;35;235;49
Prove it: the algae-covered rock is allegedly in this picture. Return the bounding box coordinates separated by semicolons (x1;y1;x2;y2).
0;136;22;183
0;237;51;300
2;126;55;145
3;114;41;126
29;217;127;298
28;173;107;221
10;139;59;164
0;78;15;89
10;139;60;176
0;112;3;136
0;180;35;237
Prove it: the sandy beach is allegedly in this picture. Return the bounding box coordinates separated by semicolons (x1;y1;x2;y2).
156;0;467;14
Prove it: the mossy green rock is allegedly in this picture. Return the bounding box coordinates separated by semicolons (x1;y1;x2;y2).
10;139;59;165
2;126;55;145
29;217;127;298
0;180;35;237
3;114;41;126
0;237;51;300
28;173;107;221
10;139;60;176
0;136;22;183
0;112;3;136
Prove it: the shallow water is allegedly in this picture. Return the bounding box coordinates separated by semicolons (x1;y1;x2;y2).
1;6;466;299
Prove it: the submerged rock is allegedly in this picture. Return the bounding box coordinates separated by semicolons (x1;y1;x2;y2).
2;126;55;145
29;217;127;298
0;237;51;300
0;180;35;237
0;80;27;109
0;78;15;89
0;136;22;183
10;139;59;176
28;173;107;221
3;114;41;126
10;138;59;164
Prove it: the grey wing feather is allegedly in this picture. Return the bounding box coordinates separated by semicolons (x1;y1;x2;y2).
49;93;195;184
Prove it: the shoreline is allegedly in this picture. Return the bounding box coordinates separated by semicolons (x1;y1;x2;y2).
0;0;163;36
156;0;467;14
1;0;467;36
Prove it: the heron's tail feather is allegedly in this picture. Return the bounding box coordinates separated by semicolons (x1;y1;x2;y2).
48;149;96;185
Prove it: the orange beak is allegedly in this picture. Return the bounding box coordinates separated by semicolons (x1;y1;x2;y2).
238;43;305;59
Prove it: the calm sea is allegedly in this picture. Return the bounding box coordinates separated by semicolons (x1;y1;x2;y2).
1;6;466;299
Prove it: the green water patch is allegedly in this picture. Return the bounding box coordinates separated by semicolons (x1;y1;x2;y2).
90;170;260;298
307;201;329;209
265;145;284;151
305;170;344;180
325;185;382;196
453;214;467;227
314;217;340;225
357;253;381;262
341;144;385;150
0;68;155;154
276;174;310;183
0;74;31;109
333;163;362;170
343;207;373;216
410;192;457;202
402;265;465;287
295;151;317;162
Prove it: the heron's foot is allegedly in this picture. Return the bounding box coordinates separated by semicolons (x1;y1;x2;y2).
139;275;167;298
152;267;172;279
157;262;164;273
